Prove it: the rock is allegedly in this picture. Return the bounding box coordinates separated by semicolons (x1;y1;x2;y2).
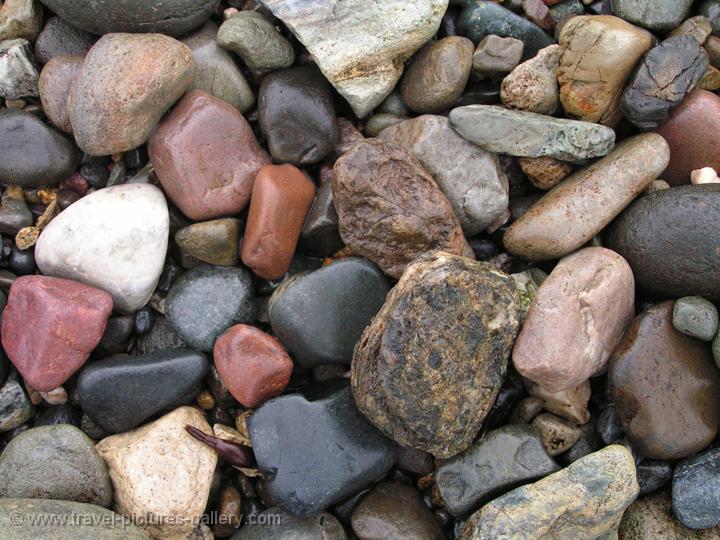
96;407;217;539
400;36;474;113
669;15;713;44
435;424;558;516
165;264;256;352
351;482;444;539
2;275;112;392
175;218;241;267
450;105;615;161
532;412;583;456
0;39;38;99
558;15;653;125
699;0;720;36
0;0;42;41
614;0;693;32
0;108;78;187
0;425;111;506
621;36;708;130
0;372;33;433
525;378;591;424
0;498;149;539
472;35;524;76
217;11;294;75
509;396;543;424
518;156;572;190
182;22;254;113
135;316;186;355
0;186;32;234
699;63;720;90
268;258;389;368
69;33;193;156
501;44;560;114
248;381;395;516
504;133;669;260
299;181;344;257
352;252;522;457
673;448;720;529
458;1;553;59
672;296;719;341
35;184;169;313
548;0;584;24
34;17;95;64
38;54;83;133
76;349;209;433
636;460;673;496
39;0;219;36
395;446;434;476
363;113;405;137
262;0;447;118
94;314;134;357
707;35;720;67
605;184;720;300
231;507;346;540
609;301;720;460
523;0;554;30
332;139;469;279
379;115;508;235
149;90;270;221
459;445;639;540
214;324;293;408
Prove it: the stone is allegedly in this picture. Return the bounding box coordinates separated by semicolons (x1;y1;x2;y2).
299;181;344;257
509;396;544;424
0;108;78;187
379;115;507;235
525;378;591;424
532;412;583;456
501;44;560;114
39;0;219;36
700;0;720;36
0;425;111;506
69;33;193;156
241;165;316;280
706;35;720;67
672;296;719;341
231;507;346;540
518;156;572;190
435;424;558;516
0;372;33;432
76;349;209;434
597;404;624;445
459;445;639;540
450;105;615;161
0;39;38;99
34;17;95;64
175;218;241;267
165;264;256;352
636;460;673;496
523;0;554;30
513;247;634;393
261;0;446;118
0;186;31;235
621;36;708;131
332;139;469;279
217;11;294;74
352;252;522;457
691;167;720;184
609;301;720;460
135;316;186;355
35;184;169;313
182;22;254;113
0;0;42;41
669;16;713;44
472;35;524;76
259;66;338;165
614;0;693;33
96;407;217;539
351;482;444;539
605;184;720;300
504;133;669;260
149;90;270;221
268;258;389;368
38;54;83;133
214;324;293;408
673;448;720;529
548;0;584;23
248;381;395;516
558;15;653;125
699;64;720;90
395;446;434;476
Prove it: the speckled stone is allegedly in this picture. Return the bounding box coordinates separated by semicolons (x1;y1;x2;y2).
501;44;560;114
672;296;719;341
518;156;572;190
0;372;34;433
614;0;693;33
532;412;583;456
672;448;720;529
34;17;95;64
39;55;83;134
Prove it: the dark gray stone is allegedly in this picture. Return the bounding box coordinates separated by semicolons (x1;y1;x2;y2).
615;0;693;32
34;404;82;428
597;404;624;445
549;1;585;24
135;315;186;355
34;17;95;64
672;448;720;529
299;181;344;258
638;459;673;495
94;314;134;358
231;507;346;540
0;189;32;235
0;372;33;433
698;0;720;36
557;420;601;466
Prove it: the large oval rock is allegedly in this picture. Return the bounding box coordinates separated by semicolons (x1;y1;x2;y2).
352;251;522;458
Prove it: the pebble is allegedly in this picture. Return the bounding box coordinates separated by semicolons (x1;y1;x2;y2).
268;258;389;368
699;63;720;90
524;378;591;424
522;0;554;30
636;460;673;496
669;15;714;44
38;54;83;134
214;324;293;408
261;0;447;118
509;396;543;424
333;139;470;278
459;445;638;539
175;218;241;267
363;113;406;137
691;167;720;184
149;90;270;221
0;186;31;234
672;448;720;529
352;252;521;457
504;133;669;260
518;156;572;189
706;35;720;67
76;349;209;433
0;425;112;506
379;114;509;235
0;371;33;432
248;381;395;516
614;0;694;32
597;404;624;445
299;181;344;257
0;0;42;41
609;301;720;460
501;44;560;114
232;507;346;540
69;33;194;156
2;276;112;392
672;296;719;341
35;184;169;313
472;35;524;77
135;316;186;355
34;16;95;64
0;39;38;99
532;412;583;456
700;0;720;36
96;407;217;539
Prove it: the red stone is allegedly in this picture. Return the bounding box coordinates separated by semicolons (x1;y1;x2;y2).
1;275;112;391
214;324;293;408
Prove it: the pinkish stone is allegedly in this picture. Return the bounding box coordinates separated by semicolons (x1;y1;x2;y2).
1;275;112;391
512;247;635;393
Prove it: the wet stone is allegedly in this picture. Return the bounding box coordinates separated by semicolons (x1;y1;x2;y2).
299;181;344;258
175;218;241;267
672;296;719;341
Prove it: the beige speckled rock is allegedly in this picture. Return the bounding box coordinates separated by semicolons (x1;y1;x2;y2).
0;0;42;41
532;412;583;456
501;44;560;115
518;156;572;190
95;407;217;540
525;378;591;425
38;55;83;134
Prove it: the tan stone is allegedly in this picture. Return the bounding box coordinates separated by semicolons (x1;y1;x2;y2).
669;16;713;44
525;378;591;424
532;412;582;456
699;64;720;91
501;44;560;115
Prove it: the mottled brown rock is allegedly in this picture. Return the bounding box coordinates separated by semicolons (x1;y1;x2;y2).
669;16;713;44
175;218;241;267
501;44;560;115
335;117;364;155
333;140;470;279
609;302;720;460
532;412;582;456
517;156;572;190
352;251;522;458
699;64;720;91
38;55;83;134
241;164;316;281
525;378;591;425
705;35;720;68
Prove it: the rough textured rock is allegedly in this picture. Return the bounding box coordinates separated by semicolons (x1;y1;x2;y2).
614;0;693;33
518;156;572;190
0;39;38;99
532;412;583;456
525;379;591;424
352;252;522;458
670;15;713;44
500;44;560;114
0;0;42;41
231;507;346;540
175;218;241;267
39;54;83;133
672;448;720;530
0;372;34;433
34;16;95;64
472;35;524;76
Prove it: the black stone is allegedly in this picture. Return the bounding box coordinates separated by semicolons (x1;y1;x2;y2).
34;404;82;428
672;447;720;529
8;247;34;276
468;238;500;261
255;254;323;297
80;413;108;440
454;81;501;107
34;16;96;64
0;192;32;235
299;182;344;258
134;315;186;355
482;368;526;432
0;348;8;388
94;315;134;358
56;189;80;210
597;403;624;445
134;307;155;336
156;256;184;294
206;365;236;408
80;158;110;188
333;488;371;524
637;459;673;495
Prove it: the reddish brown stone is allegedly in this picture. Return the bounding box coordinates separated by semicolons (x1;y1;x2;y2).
1;275;112;391
38;55;83;134
654;89;720;186
213;324;293;408
241;164;316;280
149;90;271;221
523;0;554;30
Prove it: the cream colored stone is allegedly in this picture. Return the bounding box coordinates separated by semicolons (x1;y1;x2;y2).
691;167;720;185
525;378;591;424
